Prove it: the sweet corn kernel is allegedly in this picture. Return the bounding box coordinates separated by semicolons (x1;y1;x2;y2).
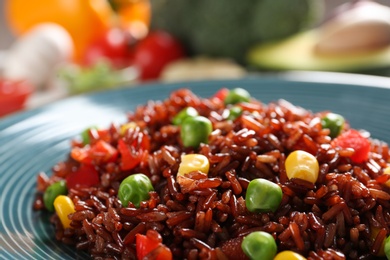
178;154;209;177
285;150;319;184
120;122;137;136
384;167;390;187
274;250;306;260
54;195;75;229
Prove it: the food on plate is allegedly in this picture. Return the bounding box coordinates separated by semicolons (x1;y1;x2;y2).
34;88;390;259
150;0;324;62
247;1;390;73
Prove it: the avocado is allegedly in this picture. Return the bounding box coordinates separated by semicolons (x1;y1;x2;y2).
247;1;390;74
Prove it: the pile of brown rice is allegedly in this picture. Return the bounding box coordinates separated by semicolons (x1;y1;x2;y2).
34;88;390;259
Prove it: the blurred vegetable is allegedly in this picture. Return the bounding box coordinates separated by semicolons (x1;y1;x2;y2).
111;0;151;39
118;173;154;207
227;106;243;121
321;113;345;138
1;23;73;88
285;150;319;183
180;116;212;148
247;1;390;74
172;107;199;126
81;126;98;145
383;167;390;187
0;79;33;117
241;231;277;260
384;234;390;259
315;0;390;55
133;31;185;80
120;122;138;136
151;0;323;62
245;178;282;213
136;230;172;260
43;180;67;212
224;88;251;105
5;0;113;62
53;195;75;229
59;61;133;94
331;129;370;163
213;88;230;101
82;27;134;69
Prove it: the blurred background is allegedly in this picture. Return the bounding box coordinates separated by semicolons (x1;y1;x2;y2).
1;0;390;116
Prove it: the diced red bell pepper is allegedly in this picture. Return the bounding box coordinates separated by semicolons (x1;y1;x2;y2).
213;88;229;101
136;231;172;260
66;164;99;189
118;130;150;171
331;129;371;163
71;140;118;164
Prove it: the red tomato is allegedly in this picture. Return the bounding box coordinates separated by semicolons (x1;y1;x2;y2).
82;27;134;69
133;30;185;80
0;79;33;117
136;232;172;260
332;129;371;163
66;164;99;189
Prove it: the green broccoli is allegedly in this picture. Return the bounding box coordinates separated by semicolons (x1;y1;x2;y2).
151;0;324;63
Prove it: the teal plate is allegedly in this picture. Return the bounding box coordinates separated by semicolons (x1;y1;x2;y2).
1;72;390;259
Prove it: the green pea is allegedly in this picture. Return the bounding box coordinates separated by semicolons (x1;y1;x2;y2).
245;178;282;213
227;106;243;121
224;88;250;105
241;231;277;260
118;173;154;208
81;126;98;145
172;107;199;126
43;180;67;212
321;113;345;138
385;235;390;259
180;116;213;148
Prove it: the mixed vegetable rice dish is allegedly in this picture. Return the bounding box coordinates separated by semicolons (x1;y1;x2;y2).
34;87;390;259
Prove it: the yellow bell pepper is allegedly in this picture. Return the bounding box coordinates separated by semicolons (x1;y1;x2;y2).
5;0;114;62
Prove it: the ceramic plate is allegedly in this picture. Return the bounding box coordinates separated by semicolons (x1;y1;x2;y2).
1;72;390;259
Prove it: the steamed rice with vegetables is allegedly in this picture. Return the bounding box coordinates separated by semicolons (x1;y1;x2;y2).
34;87;390;259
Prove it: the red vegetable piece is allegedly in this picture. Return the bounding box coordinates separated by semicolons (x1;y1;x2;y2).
88;140;118;163
133;30;184;80
71;146;92;164
118;130;150;171
331;129;371;163
66;164;99;189
0;79;33;116
82;27;134;69
213;88;229;101
136;232;172;260
71;140;118;164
